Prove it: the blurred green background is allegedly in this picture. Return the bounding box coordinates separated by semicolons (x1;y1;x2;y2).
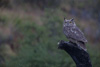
0;0;100;67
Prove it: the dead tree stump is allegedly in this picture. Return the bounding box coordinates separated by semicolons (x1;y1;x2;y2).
58;40;92;67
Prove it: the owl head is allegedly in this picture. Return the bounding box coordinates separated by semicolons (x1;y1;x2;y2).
63;18;76;26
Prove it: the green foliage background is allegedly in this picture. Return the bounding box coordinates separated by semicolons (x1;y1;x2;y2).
0;0;100;67
4;13;75;67
1;12;98;67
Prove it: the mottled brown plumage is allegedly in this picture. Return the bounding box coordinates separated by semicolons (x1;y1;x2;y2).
63;18;87;51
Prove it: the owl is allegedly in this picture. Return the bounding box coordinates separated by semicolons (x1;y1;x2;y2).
63;18;87;51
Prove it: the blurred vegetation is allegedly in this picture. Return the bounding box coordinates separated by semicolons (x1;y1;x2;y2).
0;0;61;9
0;0;100;67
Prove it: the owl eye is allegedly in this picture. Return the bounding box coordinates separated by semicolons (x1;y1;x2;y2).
70;21;72;23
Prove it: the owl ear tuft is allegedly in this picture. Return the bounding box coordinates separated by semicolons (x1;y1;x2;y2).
71;18;74;21
64;17;66;20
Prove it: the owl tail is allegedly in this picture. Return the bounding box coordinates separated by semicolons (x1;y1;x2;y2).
78;41;87;51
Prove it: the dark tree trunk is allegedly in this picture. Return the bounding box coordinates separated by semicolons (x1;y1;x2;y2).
58;40;92;67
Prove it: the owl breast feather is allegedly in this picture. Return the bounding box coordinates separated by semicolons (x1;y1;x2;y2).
63;26;87;43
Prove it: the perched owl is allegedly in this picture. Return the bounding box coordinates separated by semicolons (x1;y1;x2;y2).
63;18;87;51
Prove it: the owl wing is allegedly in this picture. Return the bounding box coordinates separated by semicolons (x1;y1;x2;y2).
63;26;87;43
63;26;87;51
69;26;87;43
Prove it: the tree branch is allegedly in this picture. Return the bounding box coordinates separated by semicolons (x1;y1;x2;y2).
58;40;92;67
